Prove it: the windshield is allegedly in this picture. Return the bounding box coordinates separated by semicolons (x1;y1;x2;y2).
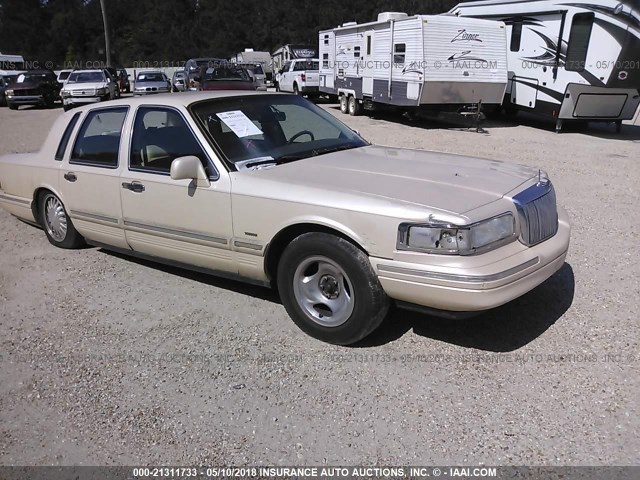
190;95;368;170
137;72;165;82
16;73;51;83
204;67;250;81
68;71;105;83
58;71;71;81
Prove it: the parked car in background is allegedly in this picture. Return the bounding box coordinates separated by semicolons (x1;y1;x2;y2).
105;68;121;98
0;74;19;107
56;69;73;86
5;69;61;109
243;63;267;91
133;71;171;95
117;68;130;93
275;59;319;97
172;70;187;92
200;66;256;91
184;57;226;90
0;92;570;345
60;69;116;111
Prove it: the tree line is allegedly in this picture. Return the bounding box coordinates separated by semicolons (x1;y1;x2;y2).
0;0;469;68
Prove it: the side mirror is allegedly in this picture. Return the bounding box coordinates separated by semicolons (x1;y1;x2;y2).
170;156;210;187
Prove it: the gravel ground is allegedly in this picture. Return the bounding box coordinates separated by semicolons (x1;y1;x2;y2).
0;102;638;466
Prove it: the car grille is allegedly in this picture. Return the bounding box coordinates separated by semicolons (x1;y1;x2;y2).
71;89;96;97
513;183;559;246
15;89;38;96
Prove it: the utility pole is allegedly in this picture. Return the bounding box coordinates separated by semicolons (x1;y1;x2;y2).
99;0;111;67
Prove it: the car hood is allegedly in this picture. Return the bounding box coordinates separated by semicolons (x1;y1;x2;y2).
63;82;107;90
240;145;538;215
135;82;169;88
203;81;255;90
10;82;46;90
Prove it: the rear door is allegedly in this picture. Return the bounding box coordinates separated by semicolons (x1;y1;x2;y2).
60;106;129;249
362;31;375;96
119;105;235;272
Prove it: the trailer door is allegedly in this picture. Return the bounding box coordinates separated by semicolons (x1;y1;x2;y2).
362;30;374;96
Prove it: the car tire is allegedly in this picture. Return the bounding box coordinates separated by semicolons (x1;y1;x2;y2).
63;104;72;112
275;82;280;92
8;103;18;110
348;96;362;116
339;95;348;114
293;83;300;95
39;192;84;249
277;232;390;345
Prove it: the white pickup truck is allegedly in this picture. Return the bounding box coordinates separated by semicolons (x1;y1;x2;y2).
275;59;319;96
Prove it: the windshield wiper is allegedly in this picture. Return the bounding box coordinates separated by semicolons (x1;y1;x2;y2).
274;144;361;165
310;144;361;156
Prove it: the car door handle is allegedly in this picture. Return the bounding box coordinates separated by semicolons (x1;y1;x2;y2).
122;181;145;193
64;172;77;182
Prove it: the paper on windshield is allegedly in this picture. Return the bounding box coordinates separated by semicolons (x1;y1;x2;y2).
216;111;263;138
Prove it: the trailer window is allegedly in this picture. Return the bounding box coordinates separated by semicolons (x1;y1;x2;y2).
324;34;329;45
354;46;361;58
510;19;522;52
566;13;594;72
367;36;372;56
322;53;329;69
394;43;406;64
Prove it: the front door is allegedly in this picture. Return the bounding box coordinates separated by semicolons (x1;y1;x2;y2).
279;61;293;92
119;106;235;273
60;106;129;249
362;30;374;96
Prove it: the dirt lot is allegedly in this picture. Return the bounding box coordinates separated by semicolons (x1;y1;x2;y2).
0;101;638;466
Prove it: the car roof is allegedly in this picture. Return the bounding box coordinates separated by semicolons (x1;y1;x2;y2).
71;69;106;73
62;91;280;113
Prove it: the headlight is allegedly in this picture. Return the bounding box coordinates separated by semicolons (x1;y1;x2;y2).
398;213;515;255
96;88;107;95
5;89;14;96
61;90;70;98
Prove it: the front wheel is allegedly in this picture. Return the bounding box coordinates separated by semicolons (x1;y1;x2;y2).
339;95;348;114
39;192;84;249
277;232;389;345
293;83;300;95
8;103;18;110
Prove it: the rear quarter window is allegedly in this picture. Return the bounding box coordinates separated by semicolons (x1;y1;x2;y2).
55;112;81;161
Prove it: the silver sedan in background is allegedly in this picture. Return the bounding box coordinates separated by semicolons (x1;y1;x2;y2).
133;71;171;95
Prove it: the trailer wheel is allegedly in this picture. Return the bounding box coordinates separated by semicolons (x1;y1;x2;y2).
339;95;348;114
348;96;362;116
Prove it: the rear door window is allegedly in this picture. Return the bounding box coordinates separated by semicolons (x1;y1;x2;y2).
70;107;128;168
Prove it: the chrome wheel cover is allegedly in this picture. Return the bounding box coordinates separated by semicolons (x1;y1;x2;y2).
292;255;354;327
43;194;67;242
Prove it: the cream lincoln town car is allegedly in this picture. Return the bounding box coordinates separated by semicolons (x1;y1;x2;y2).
0;92;570;345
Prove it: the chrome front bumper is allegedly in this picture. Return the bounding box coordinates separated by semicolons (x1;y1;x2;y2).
372;207;571;312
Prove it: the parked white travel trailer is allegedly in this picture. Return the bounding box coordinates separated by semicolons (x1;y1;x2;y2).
271;44;318;76
318;12;508;117
450;0;640;132
232;49;273;81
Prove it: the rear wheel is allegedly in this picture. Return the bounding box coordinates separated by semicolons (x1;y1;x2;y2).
348;96;362;116
277;232;389;345
39;192;84;249
275;82;280;92
339;95;348;114
293;83;300;95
